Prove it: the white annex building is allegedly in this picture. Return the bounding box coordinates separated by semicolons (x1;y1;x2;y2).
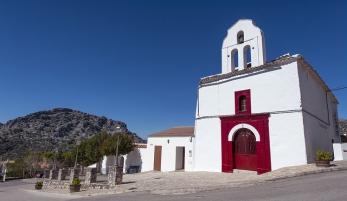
102;19;346;175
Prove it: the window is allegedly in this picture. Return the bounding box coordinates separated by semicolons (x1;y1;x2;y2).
235;89;251;115
239;95;247;111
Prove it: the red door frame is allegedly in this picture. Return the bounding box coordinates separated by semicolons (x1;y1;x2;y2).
220;113;271;174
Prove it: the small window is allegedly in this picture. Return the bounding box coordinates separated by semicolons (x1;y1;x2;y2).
235;89;251;115
239;96;247;112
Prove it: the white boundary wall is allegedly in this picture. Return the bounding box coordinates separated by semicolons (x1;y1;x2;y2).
333;143;347;160
100;147;148;174
122;147;148;173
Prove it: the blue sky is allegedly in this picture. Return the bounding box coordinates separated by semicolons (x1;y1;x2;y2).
0;0;346;140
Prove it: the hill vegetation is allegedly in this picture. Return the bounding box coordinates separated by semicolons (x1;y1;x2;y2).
0;108;144;160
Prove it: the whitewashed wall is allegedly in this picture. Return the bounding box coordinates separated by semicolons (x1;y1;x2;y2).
268;112;307;170
146;136;194;172
297;62;340;163
195;60;312;171
198;62;301;118
101;155;116;174
333;143;347;160
222;19;266;73
122;147;148;173
194;118;221;172
99;147;148;174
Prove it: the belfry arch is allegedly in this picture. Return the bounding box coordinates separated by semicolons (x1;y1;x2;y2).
221;19;266;74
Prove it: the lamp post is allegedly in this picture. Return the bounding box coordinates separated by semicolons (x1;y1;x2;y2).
115;126;121;166
74;140;81;168
53;148;58;170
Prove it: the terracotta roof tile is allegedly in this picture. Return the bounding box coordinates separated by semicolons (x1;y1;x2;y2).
134;143;147;148
149;126;194;137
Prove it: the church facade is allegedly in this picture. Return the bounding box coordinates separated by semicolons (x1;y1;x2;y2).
193;19;340;174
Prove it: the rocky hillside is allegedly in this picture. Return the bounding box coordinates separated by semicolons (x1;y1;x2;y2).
0;108;145;159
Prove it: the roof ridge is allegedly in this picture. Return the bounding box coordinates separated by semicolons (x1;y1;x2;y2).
200;54;298;85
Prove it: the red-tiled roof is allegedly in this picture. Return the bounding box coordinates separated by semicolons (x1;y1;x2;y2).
134;143;147;148
149;126;194;137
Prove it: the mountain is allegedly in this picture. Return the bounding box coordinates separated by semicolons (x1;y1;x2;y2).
0;108;145;160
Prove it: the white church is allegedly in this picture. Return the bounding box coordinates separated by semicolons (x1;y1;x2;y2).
102;19;346;175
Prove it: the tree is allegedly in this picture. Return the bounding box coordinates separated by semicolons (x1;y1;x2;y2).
62;152;74;167
100;134;134;157
71;141;93;173
41;152;54;169
22;151;41;177
84;131;110;172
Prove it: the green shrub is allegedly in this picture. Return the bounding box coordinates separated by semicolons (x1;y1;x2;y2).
6;170;25;178
71;177;81;186
315;150;332;161
35;181;43;186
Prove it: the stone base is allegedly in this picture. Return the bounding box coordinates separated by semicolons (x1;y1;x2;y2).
108;166;123;187
43;179;117;190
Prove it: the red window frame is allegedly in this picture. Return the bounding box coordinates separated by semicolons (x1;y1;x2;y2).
235;89;251;115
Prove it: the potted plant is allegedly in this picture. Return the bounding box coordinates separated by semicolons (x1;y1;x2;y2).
35;173;43;190
35;181;43;190
314;150;332;167
69;177;81;193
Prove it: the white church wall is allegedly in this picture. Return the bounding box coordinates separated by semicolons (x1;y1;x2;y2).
198;61;302;118
196;60;309;171
297;62;340;163
193;118;221;172
268;112;307;170
146;136;194;172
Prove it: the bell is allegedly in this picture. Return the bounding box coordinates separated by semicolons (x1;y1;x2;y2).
238;35;244;44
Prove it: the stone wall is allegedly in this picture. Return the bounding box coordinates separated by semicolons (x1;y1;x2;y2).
108;166;123;188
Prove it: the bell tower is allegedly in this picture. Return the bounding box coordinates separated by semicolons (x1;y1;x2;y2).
221;19;266;73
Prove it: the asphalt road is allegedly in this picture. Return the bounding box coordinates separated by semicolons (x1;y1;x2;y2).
1;170;346;201
78;170;347;201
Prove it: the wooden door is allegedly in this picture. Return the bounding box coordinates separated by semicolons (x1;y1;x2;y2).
153;146;162;171
182;147;185;169
234;129;257;171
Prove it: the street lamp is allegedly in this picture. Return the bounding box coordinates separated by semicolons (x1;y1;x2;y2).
74;140;81;168
53;148;58;170
115;126;122;166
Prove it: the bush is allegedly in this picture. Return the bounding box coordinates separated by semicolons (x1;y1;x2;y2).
315;150;332;161
35;181;43;186
71;177;81;186
6;170;24;178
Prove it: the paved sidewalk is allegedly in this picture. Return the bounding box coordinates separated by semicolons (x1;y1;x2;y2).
20;160;347;197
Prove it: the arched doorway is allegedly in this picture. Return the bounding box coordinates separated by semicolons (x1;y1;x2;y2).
233;128;257;171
